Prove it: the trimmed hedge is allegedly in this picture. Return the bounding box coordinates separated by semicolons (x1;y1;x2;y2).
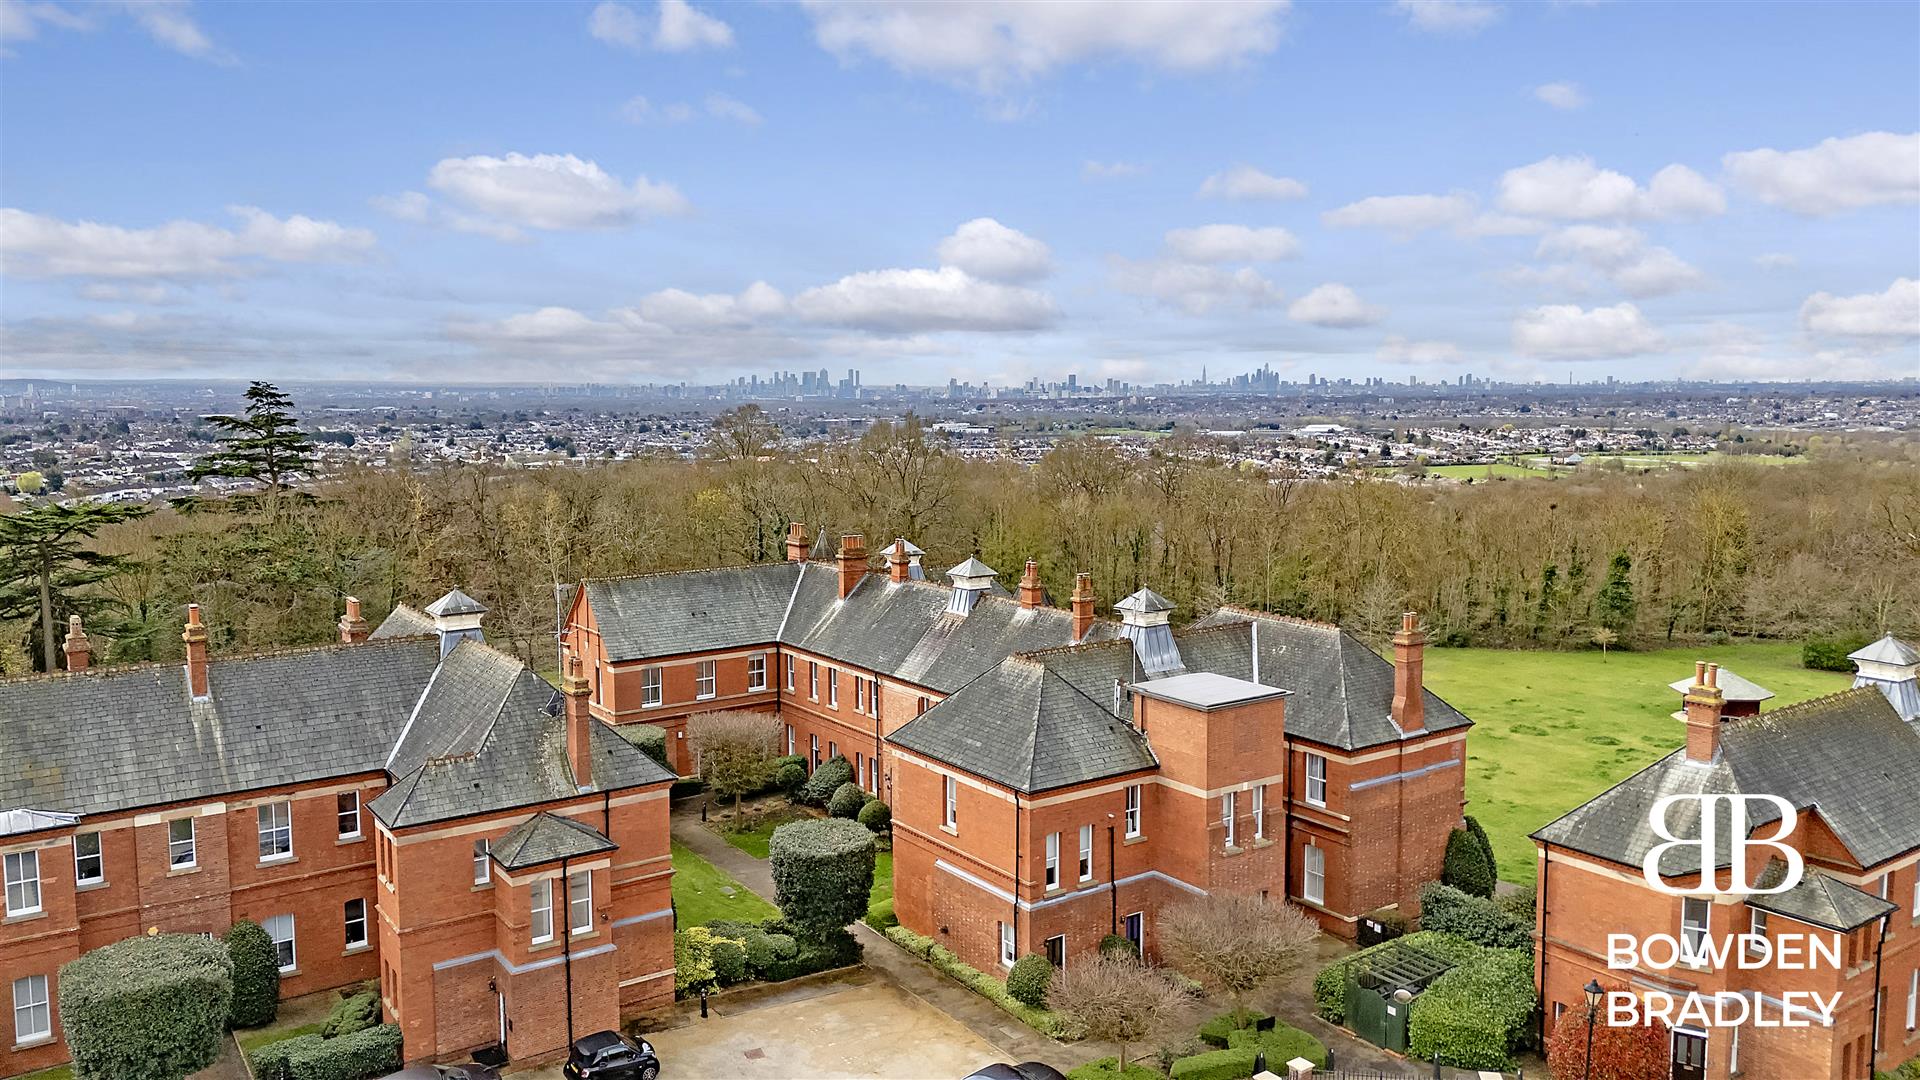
675;927;718;995
1226;1025;1329;1067
1495;885;1536;923
768;817;876;940
881;925;1072;1038
321;991;381;1038
1804;635;1871;671
252;1034;321;1080
796;754;854;806
617;723;671;770
864;896;897;930
710;937;749;985
282;1022;403;1080
829;781;868;819
1442;827;1496;898
1066;1058;1161;1080
1006;953;1053;1008
60;932;233;1080
774;761;807;795
857;798;892;833
1875;1055;1920;1080
1406;947;1536;1070
1418;882;1531;949
1313;931;1484;1024
225;919;281;1028
1197;1007;1270;1048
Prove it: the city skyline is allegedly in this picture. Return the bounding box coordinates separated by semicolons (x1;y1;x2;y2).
2;1;1917;386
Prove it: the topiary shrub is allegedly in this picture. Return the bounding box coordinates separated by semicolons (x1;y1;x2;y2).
768;817;876;941
674;927;717;996
863;896;897;931
225;919;281;1028
763;928;861;981
1442;827;1496;898
828;781;867;819
616;723;670;770
1418;882;1531;949
1097;933;1139;961
320;990;381;1039
1006;953;1054;1009
775;760;807;795
252;1033;321;1080
1067;1058;1161;1080
797;755;854;806
709;937;749;986
1407;947;1536;1070
1463;815;1497;882
1225;1025;1328;1067
60;932;233;1080
856;798;891;833
282;1022;403;1080
1197;1007;1270;1047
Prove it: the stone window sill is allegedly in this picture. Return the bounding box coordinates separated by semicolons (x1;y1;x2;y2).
570;929;599;943
75;879;108;892
278;967;301;978
472;881;493;892
259;854;297;868
168;864;201;877
1223;845;1244;857
343;943;372;957
1253;838;1276;849
4;909;47;926
1122;834;1146;846
337;834;364;846
11;1034;54;1052
940;824;958;837
531;936;561;953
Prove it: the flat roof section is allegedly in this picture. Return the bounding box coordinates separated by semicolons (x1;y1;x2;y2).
1132;671;1290;711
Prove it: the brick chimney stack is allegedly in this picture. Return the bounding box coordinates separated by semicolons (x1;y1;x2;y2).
1683;660;1725;764
1390;611;1426;734
1070;573;1096;643
889;539;912;584
1018;560;1044;609
837;534;868;599
62;615;90;671
338;596;370;644
561;651;594;789
785;522;810;563
182;604;210;699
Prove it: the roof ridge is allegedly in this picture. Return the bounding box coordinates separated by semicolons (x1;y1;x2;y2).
1014;633;1131;663
0;633;436;688
1749;685;1884;723
1214;604;1341;630
582;560;794;587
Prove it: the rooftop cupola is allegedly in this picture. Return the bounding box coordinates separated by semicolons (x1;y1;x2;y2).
1115;587;1183;676
945;557;998;616
1849;634;1919;722
424;588;487;658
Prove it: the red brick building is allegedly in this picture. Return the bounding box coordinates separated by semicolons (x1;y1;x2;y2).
564;526;1473;977
1532;643;1920;1080
1;593;674;1077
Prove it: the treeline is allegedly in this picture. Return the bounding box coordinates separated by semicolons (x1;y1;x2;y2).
7;406;1919;675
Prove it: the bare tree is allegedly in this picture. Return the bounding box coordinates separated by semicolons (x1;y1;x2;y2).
1590;625;1618;659
1047;955;1192;1074
1157;893;1321;1019
686;710;782;819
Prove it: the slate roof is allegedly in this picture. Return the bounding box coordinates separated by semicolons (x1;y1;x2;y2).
1667;668;1774;702
1851;635;1920;666
1115;588;1175;615
1532;687;1920;875
583;562;803;662
490;811;618;870
424;588;488;617
1748;859;1897;932
370;603;435;639
0;637;441;821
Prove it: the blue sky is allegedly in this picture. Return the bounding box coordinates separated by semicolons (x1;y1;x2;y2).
2;0;1916;386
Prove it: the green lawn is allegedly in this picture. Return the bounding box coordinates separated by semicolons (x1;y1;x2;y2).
1422;462;1554;480
869;851;894;922
670;840;779;925
237;1021;325;1053
1424;642;1850;887
22;1067;73;1080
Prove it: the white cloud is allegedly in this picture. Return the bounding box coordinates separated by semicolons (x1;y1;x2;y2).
370;191;526;241
620;93;758;125
704;93;762;125
1287;283;1384;327
1512;302;1662;358
1;2;92;43
1197;165;1307;201
1378;336;1461;364
1321;193;1474;234
426;152;688;231
1498;156;1723;220
1799;278;1920;339
1534;225;1704;297
638;282;788;327
1083;160;1146;180
2;0;229;61
799;0;1289;92
1533;82;1586;110
1394;0;1500;35
1163;224;1300;263
0;205;374;278
1109;257;1283;315
1752;252;1797;271
590;0;731;53
792;265;1057;332
76;282;177;304
936;218;1053;281
1723;132;1920;216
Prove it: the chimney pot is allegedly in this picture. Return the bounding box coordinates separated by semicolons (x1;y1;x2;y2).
1070;573;1096;642
562;651;594;788
1391;611;1426;734
338;595;371;644
1018;559;1044;609
785;522;810;563
836;534;868;599
62;615;91;672
1682;660;1726;763
888;539;911;583
182;603;210;699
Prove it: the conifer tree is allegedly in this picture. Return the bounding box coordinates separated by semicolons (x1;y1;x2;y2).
0;501;152;670
189;382;317;520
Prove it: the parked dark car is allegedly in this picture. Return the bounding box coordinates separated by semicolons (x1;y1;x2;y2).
381;1066;501;1080
964;1064;1068;1080
562;1030;661;1080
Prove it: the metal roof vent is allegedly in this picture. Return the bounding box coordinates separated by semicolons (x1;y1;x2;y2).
1850;634;1920;721
945;557;998;616
425;588;488;658
1115;587;1183;677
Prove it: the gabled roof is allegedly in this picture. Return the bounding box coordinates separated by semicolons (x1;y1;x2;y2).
1850;634;1920;666
584;562;802;662
1748;859;1897;932
370;603;435;639
424;588;488;617
1667;668;1774;702
490;811;617;870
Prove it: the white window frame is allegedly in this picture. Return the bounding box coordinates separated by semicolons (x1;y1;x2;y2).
1044;832;1060;889
642;666;663;708
828;740;837;762
855;677;865;713
827;668;838;708
1303;844;1325;904
999;921;1015;968
1124;785;1141;838
748;652;767;692
1681;898;1711;962
1747;908;1768;956
944;776;958;830
1045;933;1067;970
263;913;297;973
473;838;491;885
1221;791;1237;849
867;756;879;792
74;831;103;885
786;654;796;691
12;974;51;1046
3;851;41;917
695;660;716;700
337;791;361;840
169;817;196;868
569;870;593;935
1906;966;1916;1031
530;879;554;944
1252;785;1266;842
786;724;795;756
1123;910;1145;956
1305;753;1327;807
809;662;818;700
1078;824;1094;882
810;734;820;768
344;898;368;949
258;800;293;862
868;678;880;718
1912;876;1919;919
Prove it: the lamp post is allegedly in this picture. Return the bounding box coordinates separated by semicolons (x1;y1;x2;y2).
1583;978;1604;1079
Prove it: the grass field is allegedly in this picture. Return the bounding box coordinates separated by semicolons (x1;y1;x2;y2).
670;840;779;925
1416;462;1555;480
870;851;894;923
1423;642;1851;887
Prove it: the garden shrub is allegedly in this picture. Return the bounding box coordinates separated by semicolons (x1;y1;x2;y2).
674;927;717;995
670;776;705;799
775;760;807;795
829;781;867;819
1803;635;1871;671
763;928;861;981
796;754;854;805
1005;953;1053;1008
1097;933;1139;961
772;753;806;773
880;925;1070;1038
856;798;891;833
282;1022;403;1080
225;919;281;1028
765;932;798;960
768;817;875;940
1495;885;1536;923
1169;1046;1264;1080
1418;882;1531;949
60;932;233;1080
1226;1025;1328;1067
617;723;670;770
1463;815;1497;881
709;937;749;985
320;990;381;1038
1313;931;1484;1023
251;1034;322;1080
1407;947;1536;1070
884;924;937;959
863;896;897;930
1066;1058;1160;1080
1441;827;1496;898
1197;1007;1270;1047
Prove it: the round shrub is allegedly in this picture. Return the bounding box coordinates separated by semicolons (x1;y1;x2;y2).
674;927;717;996
829;781;867;819
768;817;876;941
797;754;854;806
225;919;281;1028
856;798;891;833
775;761;807;796
737;931;776;975
320;990;381;1038
1005;953;1054;1009
765;932;798;959
710;937;749;985
60;932;233;1080
1098;933;1140;962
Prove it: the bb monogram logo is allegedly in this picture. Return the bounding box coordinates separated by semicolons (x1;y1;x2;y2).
1642;794;1802;896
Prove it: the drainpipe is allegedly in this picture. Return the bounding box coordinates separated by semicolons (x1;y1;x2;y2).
1107;818;1118;936
1011;792;1023;961
562;855;574;1048
1537;842;1552;1047
1869;916;1886;1076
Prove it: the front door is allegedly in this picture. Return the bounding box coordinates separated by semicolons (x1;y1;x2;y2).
1123;911;1144;956
1671;1029;1707;1080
